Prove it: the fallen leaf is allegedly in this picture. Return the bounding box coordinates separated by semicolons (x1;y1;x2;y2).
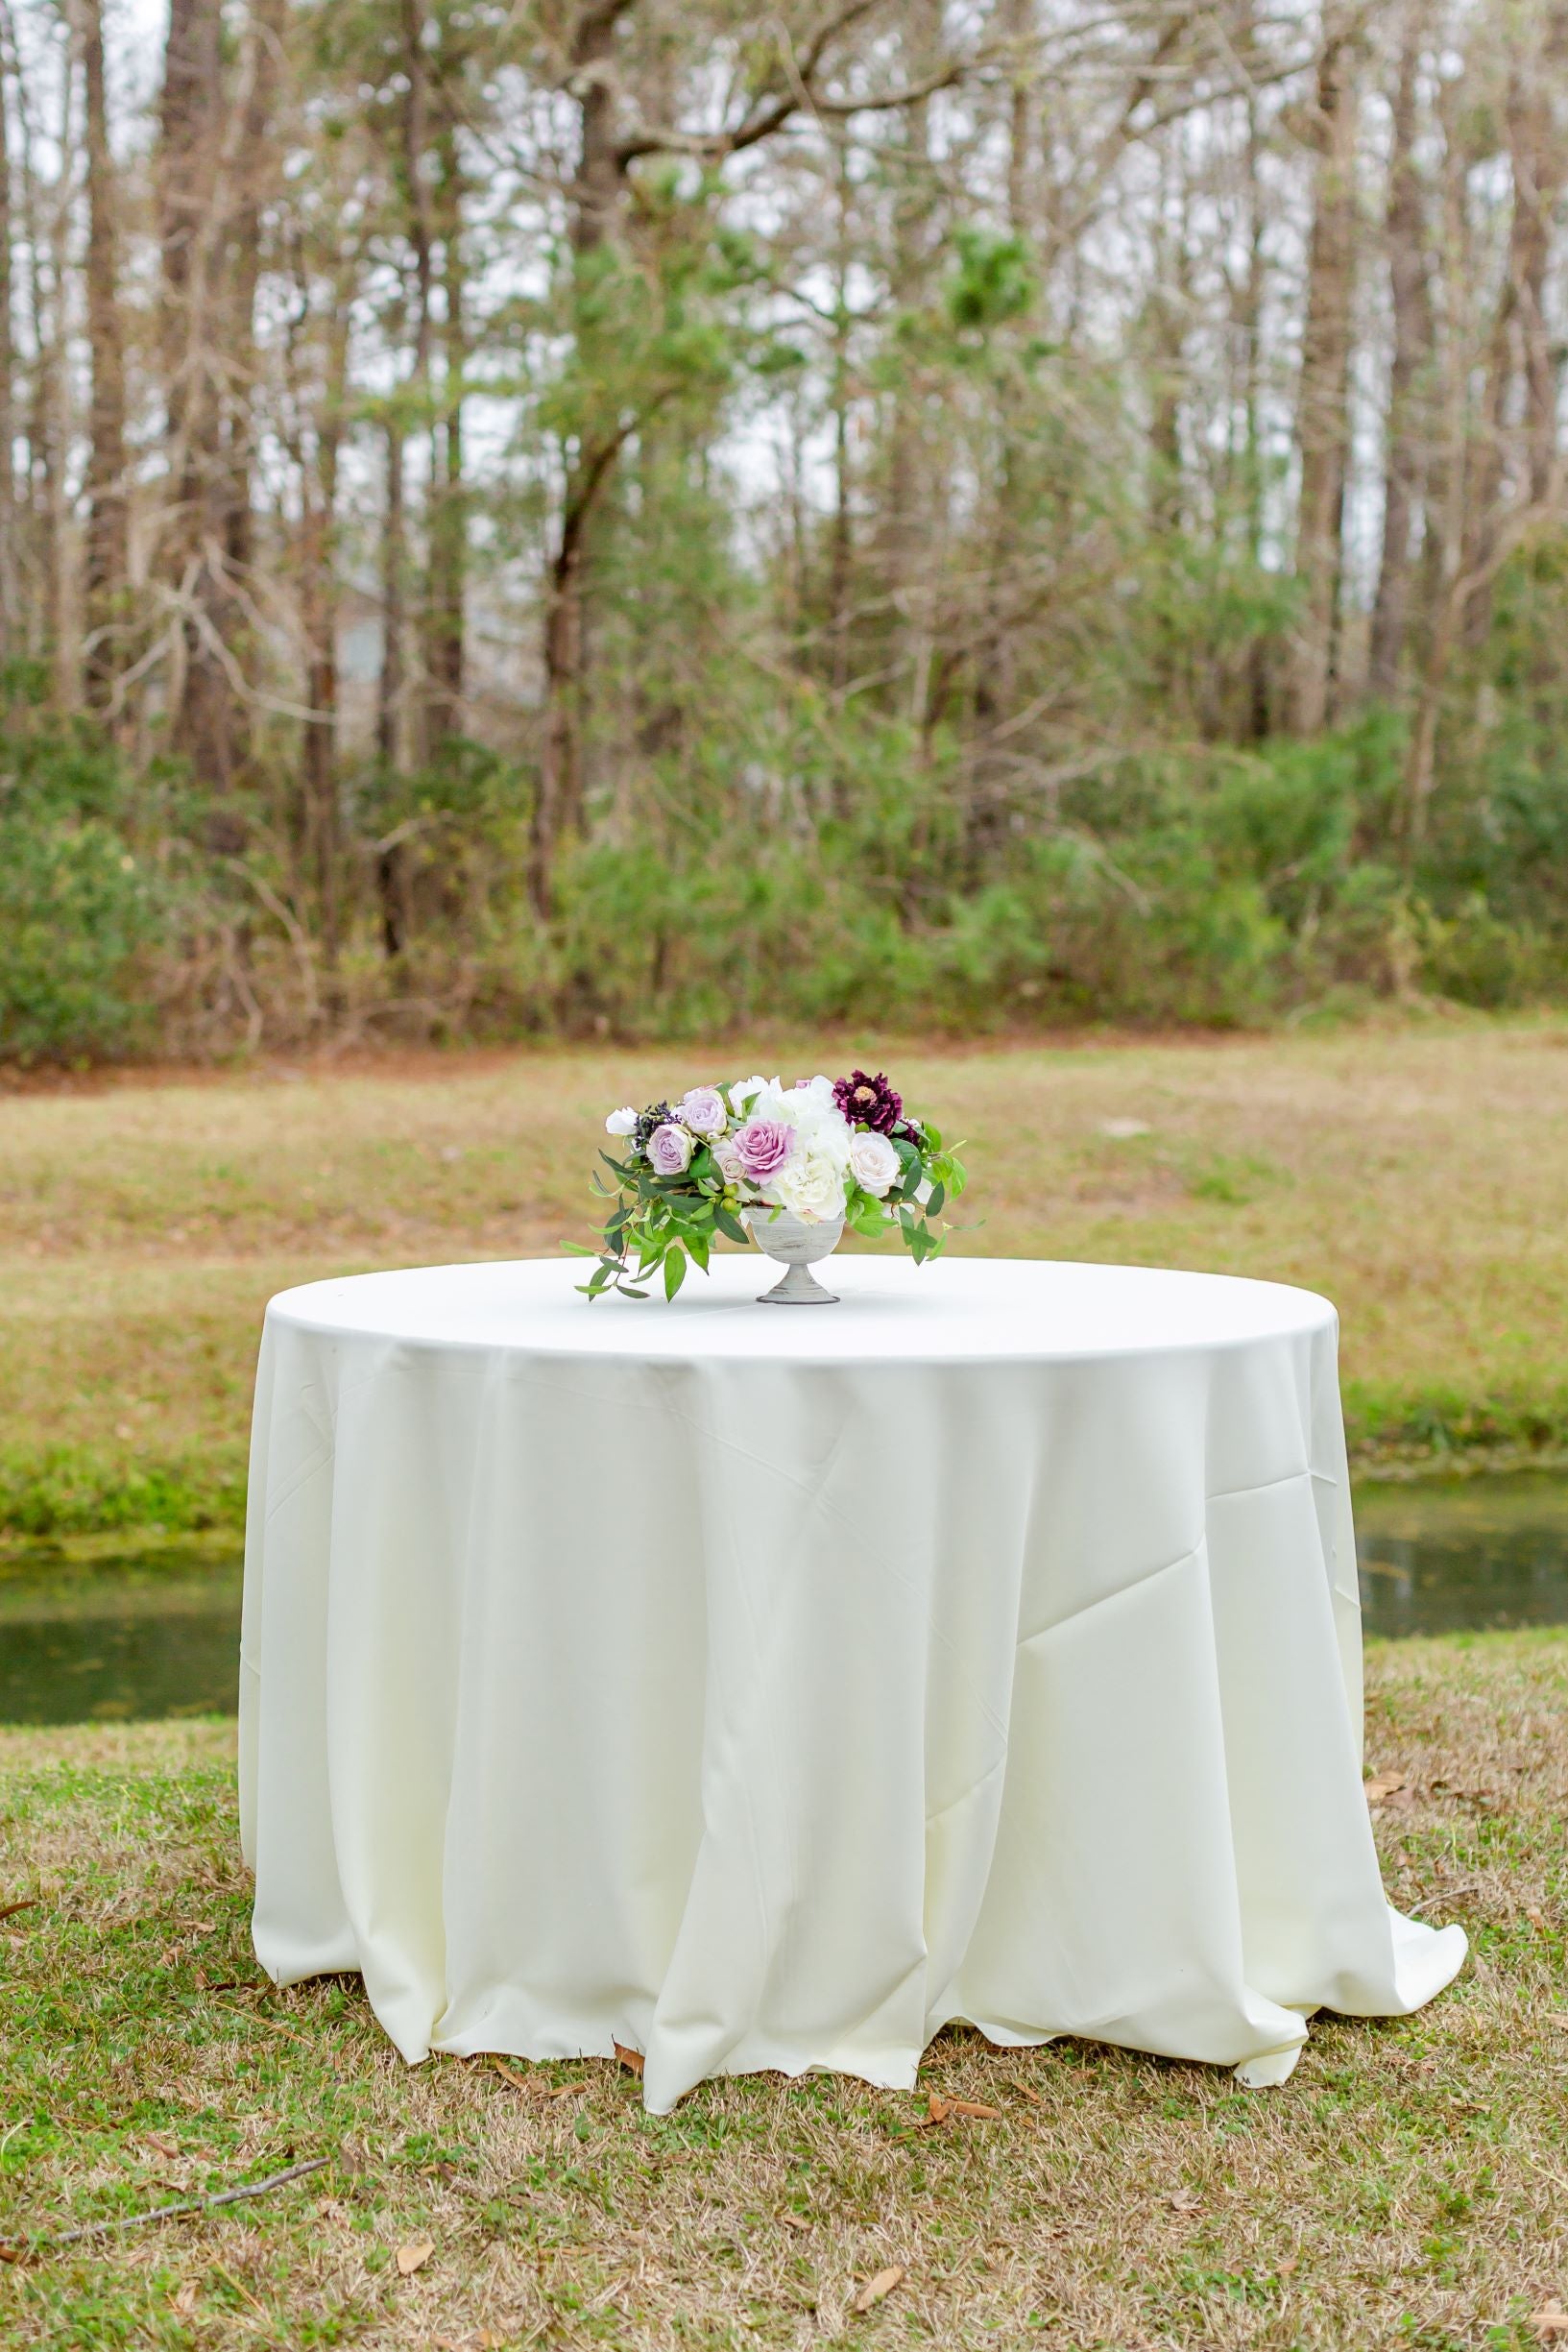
1013;2084;1044;2105
181;1921;217;1936
927;2093;952;2125
1528;1906;1548;1929
1277;2256;1299;2276
614;2043;645;2077
143;2134;180;2160
396;2240;434;2277
171;2282;198;2316
780;2211;810;2233
491;2059;529;2090
1531;2302;1568;2340
1170;2190;1201;2214
946;2098;1002;2121
1364;1774;1406;1804
853;2266;905;2315
317;2197;350;2223
0;1899;36;1927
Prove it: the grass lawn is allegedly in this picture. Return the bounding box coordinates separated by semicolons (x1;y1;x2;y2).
5;1019;1568;1539
0;1633;1562;2347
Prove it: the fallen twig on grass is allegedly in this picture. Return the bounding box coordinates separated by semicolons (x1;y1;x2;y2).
0;1899;37;1925
6;2157;329;2261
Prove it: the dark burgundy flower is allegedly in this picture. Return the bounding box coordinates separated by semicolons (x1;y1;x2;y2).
833;1069;903;1135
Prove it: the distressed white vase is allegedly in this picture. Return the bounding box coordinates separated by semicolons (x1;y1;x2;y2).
743;1205;844;1304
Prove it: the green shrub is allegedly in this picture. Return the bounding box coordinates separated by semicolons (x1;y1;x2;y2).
0;718;165;1063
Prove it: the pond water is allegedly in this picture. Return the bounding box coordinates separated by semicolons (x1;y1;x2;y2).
3;1475;1567;1725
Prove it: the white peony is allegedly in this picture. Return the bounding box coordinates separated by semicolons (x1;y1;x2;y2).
729;1074;778;1112
848;1129;902;1197
605;1106;638;1136
747;1077;854;1171
772;1143;848;1224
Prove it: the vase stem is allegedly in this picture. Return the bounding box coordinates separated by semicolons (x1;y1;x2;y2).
759;1261;839;1305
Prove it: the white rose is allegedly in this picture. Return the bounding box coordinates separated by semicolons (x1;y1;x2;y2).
772;1146;847;1224
848;1130;902;1197
730;1075;778;1112
605;1106;638;1136
712;1135;742;1182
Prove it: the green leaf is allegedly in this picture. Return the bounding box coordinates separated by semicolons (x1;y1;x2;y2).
663;1246;688;1300
713;1206;749;1245
927;1180;946;1217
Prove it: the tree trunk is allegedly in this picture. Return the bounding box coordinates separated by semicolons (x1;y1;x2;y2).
881;0;940;698
529;427;631;916
1463;26;1568;644
422;110;466;748
37;56;74;702
302;303;350;986
376;416;408;958
528;0;636;918
828;147;854;699
79;0;129;717
1367;12;1434;703
0;44;15;675
379;421;405;775
224;0;284;593
1289;14;1359;735
1403;92;1473;853
160;0;253;795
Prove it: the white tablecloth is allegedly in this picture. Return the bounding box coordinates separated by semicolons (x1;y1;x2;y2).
240;1255;1464;2109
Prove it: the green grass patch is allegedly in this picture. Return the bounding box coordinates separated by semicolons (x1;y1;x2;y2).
0;1447;246;1541
1;1633;1565;2346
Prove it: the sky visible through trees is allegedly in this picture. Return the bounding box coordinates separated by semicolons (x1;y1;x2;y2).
3;0;1568;1055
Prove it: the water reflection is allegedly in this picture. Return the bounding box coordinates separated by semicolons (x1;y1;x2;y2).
1355;1473;1568;1640
2;1475;1567;1723
0;1547;242;1726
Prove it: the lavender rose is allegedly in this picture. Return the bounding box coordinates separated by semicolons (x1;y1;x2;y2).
677;1085;727;1138
645;1121;694;1177
734;1117;798;1186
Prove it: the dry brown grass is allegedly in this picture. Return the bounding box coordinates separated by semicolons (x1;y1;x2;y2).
6;1021;1568;1531
2;1633;1566;2348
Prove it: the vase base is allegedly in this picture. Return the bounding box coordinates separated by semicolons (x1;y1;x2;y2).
758;1264;839;1305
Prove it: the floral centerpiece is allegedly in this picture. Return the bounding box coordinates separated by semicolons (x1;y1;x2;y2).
572;1070;966;1302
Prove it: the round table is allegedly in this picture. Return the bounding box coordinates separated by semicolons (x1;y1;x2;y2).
240;1254;1464;2110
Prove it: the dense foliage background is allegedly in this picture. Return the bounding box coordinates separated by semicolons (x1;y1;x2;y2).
4;0;1568;1057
